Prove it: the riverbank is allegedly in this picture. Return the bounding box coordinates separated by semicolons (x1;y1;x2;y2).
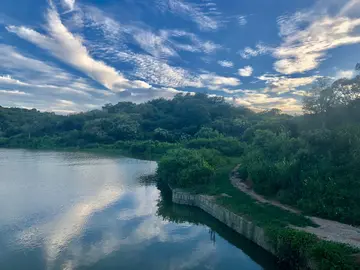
1;148;278;270
4;146;360;269
0;140;178;162
170;165;360;270
231;165;360;250
172;189;275;254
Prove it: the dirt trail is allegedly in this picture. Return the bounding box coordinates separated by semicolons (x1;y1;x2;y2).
230;165;360;249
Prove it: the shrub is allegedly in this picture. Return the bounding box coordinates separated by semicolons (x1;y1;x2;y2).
157;148;215;188
186;137;244;156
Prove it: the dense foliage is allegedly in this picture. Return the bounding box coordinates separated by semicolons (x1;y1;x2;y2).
0;93;254;148
266;227;360;270
157;148;216;188
238;76;360;225
2;76;360;225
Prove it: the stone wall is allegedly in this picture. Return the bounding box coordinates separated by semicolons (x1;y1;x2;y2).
172;189;275;255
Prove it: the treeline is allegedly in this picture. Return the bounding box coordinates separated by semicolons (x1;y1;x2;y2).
0;93;254;150
1;76;360;225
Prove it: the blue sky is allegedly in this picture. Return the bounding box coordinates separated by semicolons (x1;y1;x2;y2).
1;0;360;114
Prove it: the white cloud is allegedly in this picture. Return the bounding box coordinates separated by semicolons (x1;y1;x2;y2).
45;187;124;263
229;91;302;114
258;74;320;94
199;74;241;90
62;0;76;12
157;0;221;31
0;46;118;112
118;51;200;88
277;11;309;37
130;27;221;58
218;60;234;68
219;88;245;94
274;2;360;74
30;184;207;270
0;45;104;96
57;99;76;107
1;95;105;115
161;29;221;54
238;66;253;77
0;89;32;96
0;75;30;86
7;7;150;92
132;29;177;58
117;51;240;91
335;69;356;79
83;6;123;43
83;7;222;59
237;15;247;26
340;0;360;16
238;44;271;59
0;44;70;82
291;90;311;97
202;41;221;53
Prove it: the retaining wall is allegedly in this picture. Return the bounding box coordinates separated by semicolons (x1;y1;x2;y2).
172;189;275;254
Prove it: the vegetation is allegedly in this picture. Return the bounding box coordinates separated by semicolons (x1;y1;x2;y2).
2;75;360;268
237;77;360;225
2;76;360;225
157;148;215;188
266;227;360;270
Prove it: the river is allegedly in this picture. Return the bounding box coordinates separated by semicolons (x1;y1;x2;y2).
0;149;278;270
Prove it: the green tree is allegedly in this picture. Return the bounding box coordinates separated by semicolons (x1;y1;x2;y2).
195;127;222;139
157;148;215;188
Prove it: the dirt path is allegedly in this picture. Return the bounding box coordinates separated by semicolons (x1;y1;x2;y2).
230;165;360;249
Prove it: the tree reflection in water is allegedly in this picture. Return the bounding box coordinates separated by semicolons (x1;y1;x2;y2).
155;183;279;270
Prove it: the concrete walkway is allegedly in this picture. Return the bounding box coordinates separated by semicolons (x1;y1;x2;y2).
230;165;360;249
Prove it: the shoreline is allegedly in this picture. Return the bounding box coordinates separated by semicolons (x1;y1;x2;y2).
171;188;275;253
3;147;359;269
171;188;319;269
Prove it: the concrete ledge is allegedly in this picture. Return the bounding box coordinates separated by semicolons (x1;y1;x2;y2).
172;189;275;255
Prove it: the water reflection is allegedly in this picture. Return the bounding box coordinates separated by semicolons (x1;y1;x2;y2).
0;149;277;270
156;184;279;270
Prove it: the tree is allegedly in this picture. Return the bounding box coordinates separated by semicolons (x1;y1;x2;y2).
303;78;333;114
108;114;140;140
157;149;215;188
303;77;360;114
153;128;174;142
195;127;222;139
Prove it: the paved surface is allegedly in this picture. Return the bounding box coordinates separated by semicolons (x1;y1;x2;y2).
230;165;360;249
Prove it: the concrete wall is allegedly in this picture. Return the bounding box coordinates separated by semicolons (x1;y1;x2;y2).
172;189;275;255
172;189;320;270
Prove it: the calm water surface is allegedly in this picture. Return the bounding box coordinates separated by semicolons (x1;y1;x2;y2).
0;149;278;270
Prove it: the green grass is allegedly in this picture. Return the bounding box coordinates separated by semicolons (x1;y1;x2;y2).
182;157;360;269
266;227;360;269
184;158;360;269
186;157;314;228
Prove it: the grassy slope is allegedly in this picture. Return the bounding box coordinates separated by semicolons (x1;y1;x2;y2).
189;157;314;228
184;158;360;269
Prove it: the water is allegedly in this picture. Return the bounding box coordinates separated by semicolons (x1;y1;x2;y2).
0;149;278;270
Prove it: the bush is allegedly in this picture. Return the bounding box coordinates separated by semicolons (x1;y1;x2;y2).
266;227;360;270
157;148;215;188
114;140;179;155
186;137;244;156
196;148;228;168
0;137;9;146
195;127;223;139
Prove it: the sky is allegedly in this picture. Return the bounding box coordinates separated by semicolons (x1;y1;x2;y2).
0;0;360;114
